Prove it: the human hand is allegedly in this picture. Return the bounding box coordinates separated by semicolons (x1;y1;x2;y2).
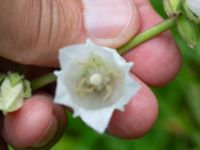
0;0;181;149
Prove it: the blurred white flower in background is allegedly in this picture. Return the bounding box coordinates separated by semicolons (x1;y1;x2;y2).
186;0;200;17
54;40;140;133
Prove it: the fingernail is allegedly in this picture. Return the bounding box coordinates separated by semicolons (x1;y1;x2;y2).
32;116;58;148
82;0;136;39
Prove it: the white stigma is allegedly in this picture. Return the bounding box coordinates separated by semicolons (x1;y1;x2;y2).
89;73;102;86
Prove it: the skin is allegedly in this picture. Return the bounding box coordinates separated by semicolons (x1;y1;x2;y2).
0;0;181;149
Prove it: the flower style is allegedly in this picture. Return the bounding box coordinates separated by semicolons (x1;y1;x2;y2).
0;72;31;114
54;40;140;133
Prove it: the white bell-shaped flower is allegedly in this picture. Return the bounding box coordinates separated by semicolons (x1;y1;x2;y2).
54;40;140;133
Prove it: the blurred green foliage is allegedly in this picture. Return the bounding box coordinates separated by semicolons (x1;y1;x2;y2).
52;0;200;150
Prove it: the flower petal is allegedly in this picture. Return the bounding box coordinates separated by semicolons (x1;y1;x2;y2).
78;107;114;133
113;75;140;111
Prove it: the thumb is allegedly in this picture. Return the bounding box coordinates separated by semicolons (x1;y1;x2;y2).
0;0;140;66
83;0;140;48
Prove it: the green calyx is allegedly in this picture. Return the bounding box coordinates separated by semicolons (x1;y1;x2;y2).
0;74;6;84
6;72;32;98
7;72;24;87
23;79;32;98
177;15;199;48
164;0;183;17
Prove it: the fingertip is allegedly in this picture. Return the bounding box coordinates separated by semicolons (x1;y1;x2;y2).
124;33;182;87
124;0;182;87
3;94;67;149
3;95;53;148
107;76;158;139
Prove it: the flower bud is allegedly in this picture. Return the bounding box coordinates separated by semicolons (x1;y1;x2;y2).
184;0;200;23
177;15;199;48
163;0;182;17
0;72;31;114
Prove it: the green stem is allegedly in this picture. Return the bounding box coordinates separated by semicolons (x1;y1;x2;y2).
31;73;56;91
31;17;177;90
118;17;177;54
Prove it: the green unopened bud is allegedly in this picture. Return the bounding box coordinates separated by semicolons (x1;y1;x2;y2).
163;0;182;17
184;0;200;23
177;15;199;48
0;72;32;114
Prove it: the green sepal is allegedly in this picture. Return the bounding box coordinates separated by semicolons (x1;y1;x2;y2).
7;72;24;87
0;73;6;84
23;80;32;98
177;15;199;48
163;0;183;17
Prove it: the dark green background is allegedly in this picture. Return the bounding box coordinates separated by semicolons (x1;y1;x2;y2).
52;0;200;149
